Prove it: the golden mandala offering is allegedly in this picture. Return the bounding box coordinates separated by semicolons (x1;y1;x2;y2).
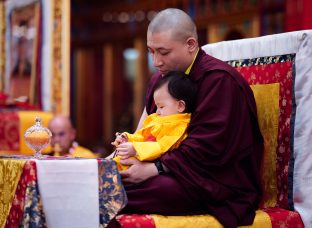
24;117;52;158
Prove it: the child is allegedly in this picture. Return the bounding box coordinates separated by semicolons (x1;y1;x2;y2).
112;71;197;170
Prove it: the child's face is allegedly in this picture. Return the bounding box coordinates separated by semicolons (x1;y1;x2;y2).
153;84;185;116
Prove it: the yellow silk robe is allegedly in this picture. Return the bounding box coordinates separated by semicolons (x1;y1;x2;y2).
114;113;191;170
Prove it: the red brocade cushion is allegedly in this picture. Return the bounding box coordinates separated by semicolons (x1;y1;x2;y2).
227;55;295;210
0;112;20;152
116;208;304;228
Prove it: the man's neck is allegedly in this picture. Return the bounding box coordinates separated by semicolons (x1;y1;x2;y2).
185;48;199;75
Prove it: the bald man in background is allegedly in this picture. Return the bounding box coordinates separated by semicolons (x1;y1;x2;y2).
48;115;97;158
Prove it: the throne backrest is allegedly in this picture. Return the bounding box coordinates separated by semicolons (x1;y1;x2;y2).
202;30;312;227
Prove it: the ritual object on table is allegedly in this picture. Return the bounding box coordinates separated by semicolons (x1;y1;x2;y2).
24;116;52;158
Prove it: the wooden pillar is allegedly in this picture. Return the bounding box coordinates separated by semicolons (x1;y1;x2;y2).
207;24;218;43
75;48;85;139
251;15;260;37
103;44;113;144
133;38;147;128
51;0;70;115
62;0;70;115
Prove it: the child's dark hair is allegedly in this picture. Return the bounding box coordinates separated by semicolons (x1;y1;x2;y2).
154;71;197;112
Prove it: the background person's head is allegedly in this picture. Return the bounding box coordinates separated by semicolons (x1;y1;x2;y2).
48;115;76;153
147;8;198;75
153;71;197;116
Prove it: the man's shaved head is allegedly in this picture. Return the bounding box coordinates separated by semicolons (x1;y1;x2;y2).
49;115;73;128
48;115;76;153
148;8;198;42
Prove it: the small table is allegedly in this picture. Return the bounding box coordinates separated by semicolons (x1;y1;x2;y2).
0;156;127;227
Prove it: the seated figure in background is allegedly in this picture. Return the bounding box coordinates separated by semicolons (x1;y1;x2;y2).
47;115;97;158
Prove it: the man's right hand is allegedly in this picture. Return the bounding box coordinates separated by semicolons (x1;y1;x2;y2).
119;158;158;184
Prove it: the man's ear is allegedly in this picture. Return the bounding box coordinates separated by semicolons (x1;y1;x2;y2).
70;128;77;141
178;100;186;113
186;37;197;52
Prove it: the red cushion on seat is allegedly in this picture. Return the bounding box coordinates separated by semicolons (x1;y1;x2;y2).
264;207;304;228
117;214;155;228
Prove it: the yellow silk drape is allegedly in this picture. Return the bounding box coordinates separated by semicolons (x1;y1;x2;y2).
0;159;26;227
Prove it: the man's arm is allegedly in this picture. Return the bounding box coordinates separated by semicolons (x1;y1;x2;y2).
119;158;158;184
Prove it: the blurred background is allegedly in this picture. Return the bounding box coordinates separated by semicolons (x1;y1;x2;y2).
1;0;311;155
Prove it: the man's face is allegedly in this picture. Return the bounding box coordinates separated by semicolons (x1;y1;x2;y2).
49;122;75;153
147;30;192;76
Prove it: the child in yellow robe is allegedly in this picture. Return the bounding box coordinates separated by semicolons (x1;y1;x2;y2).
112;71;197;170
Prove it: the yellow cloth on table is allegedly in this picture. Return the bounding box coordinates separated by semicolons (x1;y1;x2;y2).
152;210;272;228
250;83;279;208
18;111;53;155
71;145;98;158
114;113;191;170
0;159;26;227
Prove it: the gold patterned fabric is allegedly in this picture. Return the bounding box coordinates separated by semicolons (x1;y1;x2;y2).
229;57;294;209
0;159;25;227
152;210;272;228
250;83;280;208
98;159;127;227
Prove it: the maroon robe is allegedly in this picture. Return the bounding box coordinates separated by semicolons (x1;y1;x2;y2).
121;49;264;228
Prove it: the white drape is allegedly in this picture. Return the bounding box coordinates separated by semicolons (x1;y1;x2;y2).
36;159;100;228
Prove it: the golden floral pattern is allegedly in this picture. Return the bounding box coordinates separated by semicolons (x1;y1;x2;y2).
98;159;127;227
51;0;62;113
5;160;33;227
0;159;25;227
250;83;279;208
20;160;46;227
227;54;295;209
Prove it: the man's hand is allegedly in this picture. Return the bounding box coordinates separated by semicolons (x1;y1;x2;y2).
119;158;158;184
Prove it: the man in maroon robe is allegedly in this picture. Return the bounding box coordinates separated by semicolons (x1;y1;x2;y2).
116;8;264;228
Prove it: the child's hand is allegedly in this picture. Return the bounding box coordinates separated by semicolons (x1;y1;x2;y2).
111;132;128;147
116;142;136;159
